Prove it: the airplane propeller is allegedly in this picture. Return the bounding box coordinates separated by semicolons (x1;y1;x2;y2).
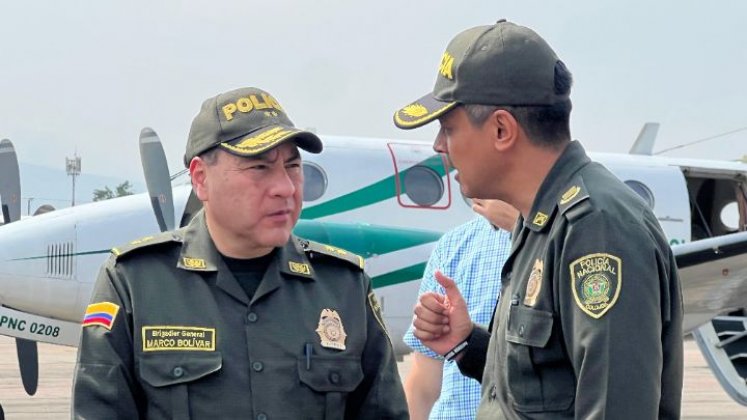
139;128;175;232
0;139;21;224
14;339;38;395
0;139;39;397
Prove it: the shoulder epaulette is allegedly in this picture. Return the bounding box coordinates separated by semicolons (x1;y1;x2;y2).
111;231;182;260
558;178;592;222
302;240;365;270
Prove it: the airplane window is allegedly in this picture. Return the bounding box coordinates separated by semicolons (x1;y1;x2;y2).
720;201;739;231
403;165;444;206
302;162;327;202
624;180;655;208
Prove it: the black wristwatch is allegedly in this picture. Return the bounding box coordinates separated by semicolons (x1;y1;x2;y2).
444;329;473;361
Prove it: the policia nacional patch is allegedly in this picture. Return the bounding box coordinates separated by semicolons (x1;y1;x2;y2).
570;253;622;319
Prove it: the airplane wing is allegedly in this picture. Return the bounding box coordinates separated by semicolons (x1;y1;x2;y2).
674;231;747;406
676;230;747;332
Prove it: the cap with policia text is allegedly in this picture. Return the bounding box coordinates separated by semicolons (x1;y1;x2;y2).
184;87;323;167
394;19;569;129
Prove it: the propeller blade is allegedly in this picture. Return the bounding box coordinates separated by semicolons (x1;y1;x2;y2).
15;338;39;396
0;139;21;223
139;127;175;232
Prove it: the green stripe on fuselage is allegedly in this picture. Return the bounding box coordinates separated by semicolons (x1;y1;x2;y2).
371;262;427;289
301;154;450;219
293;220;441;258
11;249;111;261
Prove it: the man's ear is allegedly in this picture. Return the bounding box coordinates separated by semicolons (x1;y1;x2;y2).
189;157;209;201
490;109;519;153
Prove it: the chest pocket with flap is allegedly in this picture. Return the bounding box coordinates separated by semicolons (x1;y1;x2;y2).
505;306;574;413
139;352;223;418
297;355;364;420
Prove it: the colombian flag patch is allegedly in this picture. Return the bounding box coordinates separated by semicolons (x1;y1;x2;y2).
82;302;120;330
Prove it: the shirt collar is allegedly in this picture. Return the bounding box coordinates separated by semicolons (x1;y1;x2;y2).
277;236;316;280
177;209;220;271
177;209;315;280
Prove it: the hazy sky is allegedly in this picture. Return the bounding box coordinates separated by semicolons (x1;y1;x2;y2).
1;1;746;183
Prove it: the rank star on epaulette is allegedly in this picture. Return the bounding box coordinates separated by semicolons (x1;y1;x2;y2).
570;253;622;319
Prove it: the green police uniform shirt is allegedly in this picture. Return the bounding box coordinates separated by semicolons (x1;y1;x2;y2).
457;141;683;419
72;210;408;419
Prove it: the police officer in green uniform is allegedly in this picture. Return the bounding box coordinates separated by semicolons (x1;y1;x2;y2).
396;21;683;419
72;87;408;419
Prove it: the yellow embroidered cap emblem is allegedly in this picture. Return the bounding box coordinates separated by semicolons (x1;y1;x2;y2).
316;308;347;350
524;259;544;306
221;126;296;156
289;261;311;275
570;253;622;319
401;103;429;118
439;52;455;80
532;212;549;227
183;257;207;269
560;186;581;205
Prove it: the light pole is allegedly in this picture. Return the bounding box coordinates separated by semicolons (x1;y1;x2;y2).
66;155;81;206
26;197;34;216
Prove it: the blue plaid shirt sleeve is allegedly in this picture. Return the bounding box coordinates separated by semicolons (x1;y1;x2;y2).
402;217;513;420
403;236;445;360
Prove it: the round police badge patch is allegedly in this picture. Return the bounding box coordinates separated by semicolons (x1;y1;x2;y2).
570;253;622;319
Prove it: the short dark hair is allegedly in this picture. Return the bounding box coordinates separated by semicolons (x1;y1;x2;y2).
463;61;573;148
199;147;221;166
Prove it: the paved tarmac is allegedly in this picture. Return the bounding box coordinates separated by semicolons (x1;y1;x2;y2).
0;335;744;419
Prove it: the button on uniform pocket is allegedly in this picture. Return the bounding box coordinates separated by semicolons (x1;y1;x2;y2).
139;352;223;419
296;355;364;420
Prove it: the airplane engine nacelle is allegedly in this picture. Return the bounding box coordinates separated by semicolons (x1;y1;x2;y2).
693;317;747;406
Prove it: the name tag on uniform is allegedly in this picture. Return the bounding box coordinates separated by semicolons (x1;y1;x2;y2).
142;326;216;352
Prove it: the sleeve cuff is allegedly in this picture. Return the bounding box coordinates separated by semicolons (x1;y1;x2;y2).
456;325;490;382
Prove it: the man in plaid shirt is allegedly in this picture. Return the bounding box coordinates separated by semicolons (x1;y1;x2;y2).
403;199;515;419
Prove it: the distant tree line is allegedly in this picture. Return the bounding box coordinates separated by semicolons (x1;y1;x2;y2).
93;181;134;201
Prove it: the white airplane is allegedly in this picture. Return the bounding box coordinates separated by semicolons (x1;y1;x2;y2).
2;126;747;406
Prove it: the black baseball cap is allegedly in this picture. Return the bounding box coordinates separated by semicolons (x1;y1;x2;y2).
394;20;569;129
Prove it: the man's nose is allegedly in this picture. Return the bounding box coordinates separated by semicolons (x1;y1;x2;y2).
433;132;447;154
271;168;297;197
